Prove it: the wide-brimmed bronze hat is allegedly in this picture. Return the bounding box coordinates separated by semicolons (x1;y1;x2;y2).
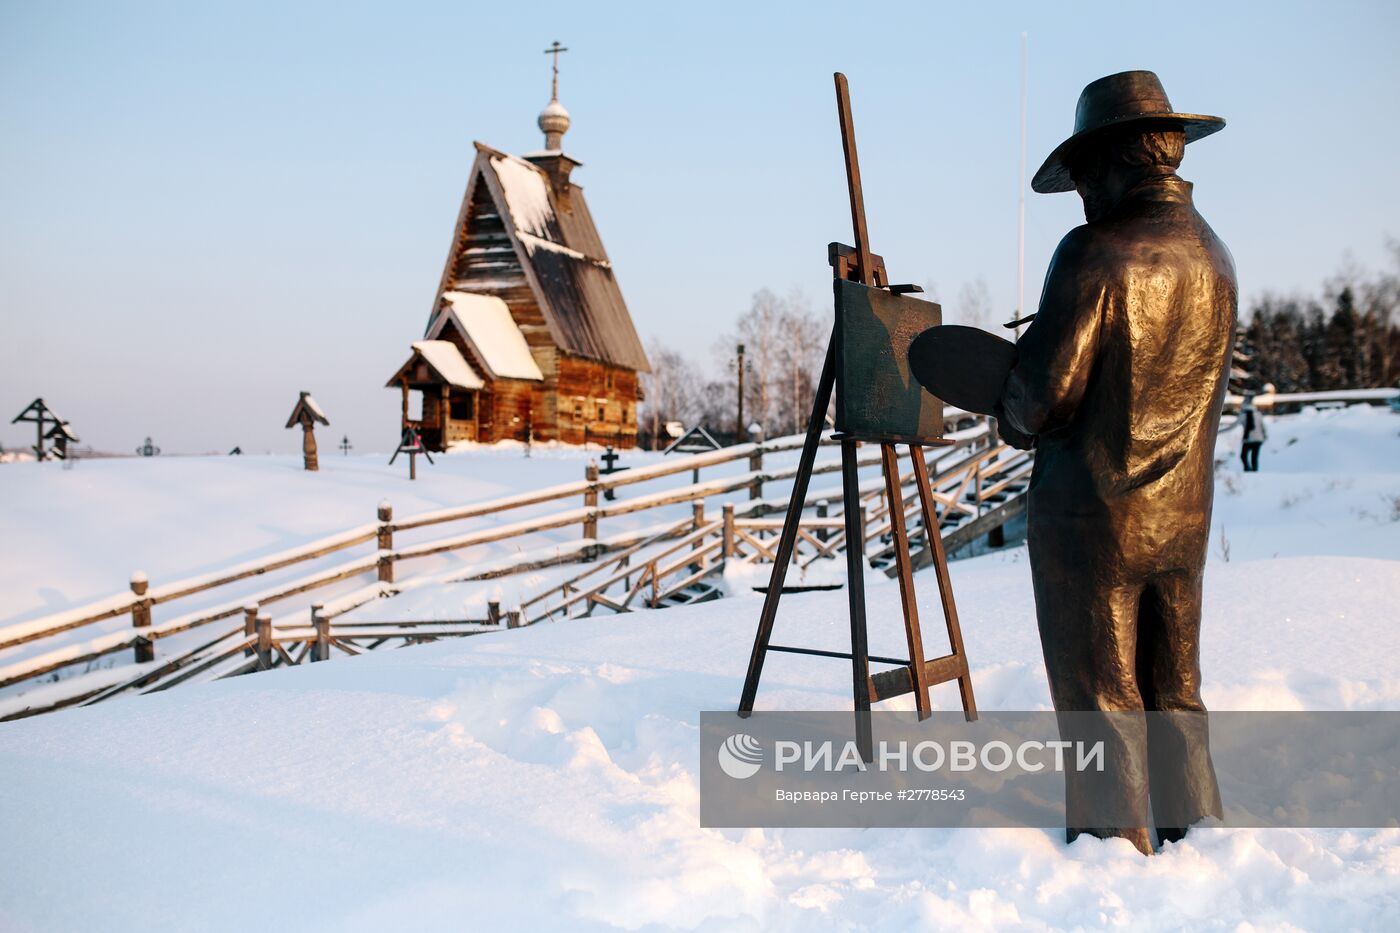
1032;70;1225;194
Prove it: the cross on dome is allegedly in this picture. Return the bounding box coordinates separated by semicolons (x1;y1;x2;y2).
538;40;571;150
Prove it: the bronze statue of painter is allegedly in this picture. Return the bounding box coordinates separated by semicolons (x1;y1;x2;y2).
920;71;1236;853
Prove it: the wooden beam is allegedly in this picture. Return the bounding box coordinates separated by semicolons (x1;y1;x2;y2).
868;654;963;703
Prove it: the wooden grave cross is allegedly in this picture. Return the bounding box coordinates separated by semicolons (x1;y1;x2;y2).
285;391;330;472
11;397;59;460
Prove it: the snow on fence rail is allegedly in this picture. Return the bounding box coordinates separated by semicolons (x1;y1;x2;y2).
0;414;1012;720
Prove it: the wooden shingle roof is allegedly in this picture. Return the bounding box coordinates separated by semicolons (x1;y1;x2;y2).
431;144;650;373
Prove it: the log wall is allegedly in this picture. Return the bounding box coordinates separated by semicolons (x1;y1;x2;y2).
551;355;639;448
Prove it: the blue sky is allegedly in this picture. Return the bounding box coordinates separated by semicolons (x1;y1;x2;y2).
2;0;1397;454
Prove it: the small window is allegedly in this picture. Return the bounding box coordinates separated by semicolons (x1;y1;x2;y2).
449;395;474;420
606;371;614;390
574;402;584;421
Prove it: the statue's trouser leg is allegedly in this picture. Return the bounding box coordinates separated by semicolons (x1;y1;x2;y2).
1138;570;1223;842
1029;539;1153;855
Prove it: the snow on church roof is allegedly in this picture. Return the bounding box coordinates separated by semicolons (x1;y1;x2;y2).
410;341;484;390
431;143;650;373
488;153;555;239
433;292;544;381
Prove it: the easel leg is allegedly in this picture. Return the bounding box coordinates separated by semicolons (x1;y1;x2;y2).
881;444;932;718
738;333;836;716
842;438;873;761
910;445;978;721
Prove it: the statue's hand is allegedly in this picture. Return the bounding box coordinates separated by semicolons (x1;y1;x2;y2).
992;403;1036;450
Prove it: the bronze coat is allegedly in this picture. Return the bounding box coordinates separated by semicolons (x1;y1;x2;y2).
1003;174;1236;573
999;173;1236;843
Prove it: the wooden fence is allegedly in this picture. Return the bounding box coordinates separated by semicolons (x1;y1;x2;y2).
0;414;1032;719
9;388;1383;719
493;431;1034;625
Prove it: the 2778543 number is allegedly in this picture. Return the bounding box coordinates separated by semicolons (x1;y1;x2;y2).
905;789;966;802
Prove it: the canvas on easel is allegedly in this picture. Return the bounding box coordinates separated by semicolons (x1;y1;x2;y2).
835;279;945;443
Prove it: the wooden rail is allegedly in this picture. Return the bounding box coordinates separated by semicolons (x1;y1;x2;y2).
514;430;1031;625
1;414;1014;719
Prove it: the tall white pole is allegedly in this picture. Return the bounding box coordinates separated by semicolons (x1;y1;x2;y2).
1015;31;1028;338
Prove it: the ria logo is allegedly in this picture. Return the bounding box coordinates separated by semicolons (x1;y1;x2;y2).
718;733;764;779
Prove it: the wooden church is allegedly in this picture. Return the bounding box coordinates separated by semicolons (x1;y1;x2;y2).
387;47;650;450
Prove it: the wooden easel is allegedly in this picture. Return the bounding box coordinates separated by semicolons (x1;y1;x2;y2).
737;73;976;759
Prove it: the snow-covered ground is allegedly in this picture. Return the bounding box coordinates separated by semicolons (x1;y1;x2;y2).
0;406;1397;930
0;443;667;627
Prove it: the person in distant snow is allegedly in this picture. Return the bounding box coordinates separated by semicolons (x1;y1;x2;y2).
1240;395;1266;472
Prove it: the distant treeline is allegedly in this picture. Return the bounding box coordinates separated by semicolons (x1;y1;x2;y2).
1240;243;1400;392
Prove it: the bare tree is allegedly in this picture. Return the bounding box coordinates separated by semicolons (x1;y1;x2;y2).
715;289;828;439
639;338;704;449
775;289;827;435
693;377;734;437
740;289;785;433
950;278;995;330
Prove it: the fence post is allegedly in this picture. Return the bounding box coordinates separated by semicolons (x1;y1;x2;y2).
311;603;329;662
506;609;521;629
130;572;153;663
377;499;394;583
691;501;705;572
487;600;501;626
583;462;599;557
974;463;984;516
256;615;272;671
243;603;258;656
816;499;830;542
748;444;763;501
722;503;735;560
